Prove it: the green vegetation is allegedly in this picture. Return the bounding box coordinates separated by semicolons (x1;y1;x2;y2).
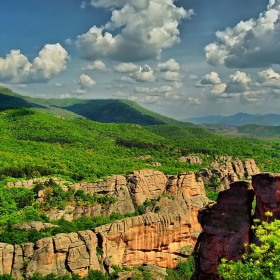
238;124;280;138
0;270;110;280
218;213;280;280
0;212;138;245
166;257;195;280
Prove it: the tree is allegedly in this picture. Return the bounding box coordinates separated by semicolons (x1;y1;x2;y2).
218;212;280;280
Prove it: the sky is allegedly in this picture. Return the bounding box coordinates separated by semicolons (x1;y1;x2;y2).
1;0;280;119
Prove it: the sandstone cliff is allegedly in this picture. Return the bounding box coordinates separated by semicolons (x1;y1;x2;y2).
2;170;209;279
199;157;260;192
192;172;280;280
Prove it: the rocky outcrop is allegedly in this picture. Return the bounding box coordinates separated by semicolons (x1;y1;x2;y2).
192;172;280;279
192;181;254;280
0;231;102;279
95;212;198;269
252;173;280;221
199;157;260;192
126;169;168;207
178;156;203;164
0;169;210;279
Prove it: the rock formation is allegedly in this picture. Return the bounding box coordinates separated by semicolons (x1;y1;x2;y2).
199;157;260;192
192;172;280;279
1;170;210;279
192;181;254;279
252;173;280;221
95;212;198;269
178;156;203;164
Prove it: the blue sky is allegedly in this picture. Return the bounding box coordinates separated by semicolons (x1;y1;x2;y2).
1;0;280;119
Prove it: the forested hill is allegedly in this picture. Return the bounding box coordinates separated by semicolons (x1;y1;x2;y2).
0;87;193;126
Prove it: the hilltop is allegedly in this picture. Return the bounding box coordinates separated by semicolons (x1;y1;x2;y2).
0;87;194;126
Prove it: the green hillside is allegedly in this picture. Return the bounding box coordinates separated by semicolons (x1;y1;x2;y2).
0;87;195;126
238;124;280;138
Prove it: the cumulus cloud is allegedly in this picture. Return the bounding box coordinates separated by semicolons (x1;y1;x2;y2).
225;71;251;93
240;91;264;103
197;71;222;86
131;64;155;82
120;76;136;84
142;95;160;104
73;89;87;95
76;0;193;62
78;74;96;89
157;59;180;72
162;71;181;81
0;44;69;84
257;68;280;88
134;85;173;94
82;60;109;72
185;97;201;105
114;63;139;73
205;1;280;68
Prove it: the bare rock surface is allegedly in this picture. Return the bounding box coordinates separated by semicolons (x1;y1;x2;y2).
192;181;254;280
178;156;203;164
126;169;168;207
252;172;280;221
94;212;199;269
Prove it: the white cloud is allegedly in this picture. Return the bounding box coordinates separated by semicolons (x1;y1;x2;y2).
198;71;222;86
120;76;137;84
55;83;63;87
0;44;69;84
157;59;180;72
134;85;173;94
189;74;199;81
172;81;182;89
240;91;264;103
211;83;227;95
76;0;193;62
78;74;96;88
225;71;251;93
257;68;280;88
114;62;139;73
73;89;86;95
131;64;155;82
185;97;201;105
65;39;73;45
205;2;280;68
142;95;160;104
82;60;109;72
162;71;181;81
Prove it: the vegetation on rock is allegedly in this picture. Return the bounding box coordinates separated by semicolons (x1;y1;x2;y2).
218;213;280;280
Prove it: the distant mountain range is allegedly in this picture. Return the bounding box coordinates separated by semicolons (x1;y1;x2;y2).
185;112;280;126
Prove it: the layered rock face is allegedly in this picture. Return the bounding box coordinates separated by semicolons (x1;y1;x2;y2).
95;212;198;269
42;170;207;222
0;230;102;279
199;157;260;192
192;172;280;279
1;170;209;279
